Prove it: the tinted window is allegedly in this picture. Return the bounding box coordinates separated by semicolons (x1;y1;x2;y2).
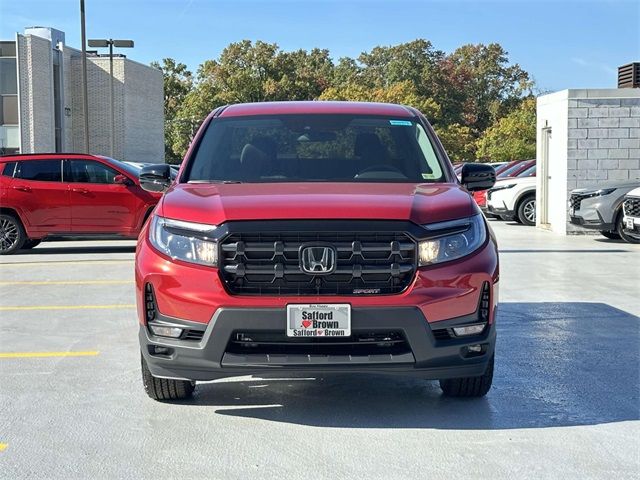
68;160;119;184
16;160;62;182
1;161;16;177
186;115;445;183
97;156;141;178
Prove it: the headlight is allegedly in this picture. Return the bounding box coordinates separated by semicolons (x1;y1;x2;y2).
418;214;487;266
149;215;218;266
488;183;516;193
576;188;616;198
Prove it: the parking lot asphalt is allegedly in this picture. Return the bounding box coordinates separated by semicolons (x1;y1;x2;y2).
0;220;638;479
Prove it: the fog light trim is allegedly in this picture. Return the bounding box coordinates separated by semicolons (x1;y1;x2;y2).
149;325;183;338
452;323;486;337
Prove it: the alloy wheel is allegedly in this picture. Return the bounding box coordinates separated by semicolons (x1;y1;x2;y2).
523;199;536;224
0;217;20;252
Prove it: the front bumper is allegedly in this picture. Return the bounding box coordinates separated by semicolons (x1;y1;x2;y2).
486;203;515;218
141;307;496;381
623;216;640;239
569;196;614;231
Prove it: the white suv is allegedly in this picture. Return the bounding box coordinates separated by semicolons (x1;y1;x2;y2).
486;176;537;225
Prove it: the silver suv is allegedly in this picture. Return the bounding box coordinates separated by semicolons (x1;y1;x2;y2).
569;180;640;244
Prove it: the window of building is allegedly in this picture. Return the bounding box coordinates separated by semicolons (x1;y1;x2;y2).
0;58;17;95
1;95;18;125
0;42;16;57
15;160;62;182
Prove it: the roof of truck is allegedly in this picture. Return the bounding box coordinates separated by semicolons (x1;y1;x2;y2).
218;101;417;118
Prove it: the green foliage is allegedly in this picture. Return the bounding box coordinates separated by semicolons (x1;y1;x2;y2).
435;124;477;162
155;39;536;162
476;98;536;161
150;59;193;163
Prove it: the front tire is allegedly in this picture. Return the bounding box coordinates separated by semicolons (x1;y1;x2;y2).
0;214;26;255
439;355;494;397
516;195;536;226
141;355;195;401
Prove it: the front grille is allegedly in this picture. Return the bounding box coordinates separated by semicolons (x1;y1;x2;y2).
569;194;583;211
226;330;410;356
219;227;417;295
624;197;640;217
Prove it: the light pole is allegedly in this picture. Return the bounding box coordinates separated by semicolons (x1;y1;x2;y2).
87;38;134;157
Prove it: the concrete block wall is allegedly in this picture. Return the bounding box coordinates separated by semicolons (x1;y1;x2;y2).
84;57;126;158
16;33;55;152
567;97;640;189
123;60;164;163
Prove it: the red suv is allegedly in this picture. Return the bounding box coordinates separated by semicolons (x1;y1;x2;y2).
0;153;161;254
135;102;498;401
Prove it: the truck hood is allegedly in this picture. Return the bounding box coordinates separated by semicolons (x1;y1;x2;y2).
158;182;477;226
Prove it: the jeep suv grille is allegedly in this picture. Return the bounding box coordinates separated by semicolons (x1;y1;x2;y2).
624;197;640;217
219;226;417;296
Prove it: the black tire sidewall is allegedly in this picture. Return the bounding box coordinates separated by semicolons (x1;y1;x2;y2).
0;214;26;255
517;195;536;226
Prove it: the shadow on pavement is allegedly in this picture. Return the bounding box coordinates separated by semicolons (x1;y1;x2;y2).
191;302;640;430
15;245;136;255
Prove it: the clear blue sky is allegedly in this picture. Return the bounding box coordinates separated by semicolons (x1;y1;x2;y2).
1;0;638;92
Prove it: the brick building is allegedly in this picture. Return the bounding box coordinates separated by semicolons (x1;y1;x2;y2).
0;27;163;163
536;89;640;234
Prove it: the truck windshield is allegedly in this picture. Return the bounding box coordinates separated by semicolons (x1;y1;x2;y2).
184;114;445;183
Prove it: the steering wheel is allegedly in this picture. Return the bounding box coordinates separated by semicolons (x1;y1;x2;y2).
355;164;404;177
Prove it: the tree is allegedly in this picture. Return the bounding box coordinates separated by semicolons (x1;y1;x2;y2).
476;97;536;161
155;39;535;162
150;58;193;163
435;123;477;162
435;43;532;132
320;80;441;120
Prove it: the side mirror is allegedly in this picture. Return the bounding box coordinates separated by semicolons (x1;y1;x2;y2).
461;163;496;191
139;164;172;193
114;174;133;186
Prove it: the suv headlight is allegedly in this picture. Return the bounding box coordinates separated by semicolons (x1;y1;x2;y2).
576;188;616;198
418;214;487;266
149;215;218;266
488;183;516;193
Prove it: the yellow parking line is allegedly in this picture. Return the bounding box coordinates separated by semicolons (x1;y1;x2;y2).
0;260;133;267
0;443;7;451
0;304;135;311
0;351;99;358
0;280;134;286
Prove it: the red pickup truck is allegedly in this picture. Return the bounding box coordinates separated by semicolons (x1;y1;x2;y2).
135;101;499;401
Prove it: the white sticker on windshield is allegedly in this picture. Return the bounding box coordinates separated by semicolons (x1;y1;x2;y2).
389;120;412;126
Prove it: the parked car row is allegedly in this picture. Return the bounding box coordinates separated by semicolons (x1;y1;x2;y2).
458;160;639;244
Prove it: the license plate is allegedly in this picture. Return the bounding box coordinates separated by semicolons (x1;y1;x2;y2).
626;217;635;230
287;304;351;338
